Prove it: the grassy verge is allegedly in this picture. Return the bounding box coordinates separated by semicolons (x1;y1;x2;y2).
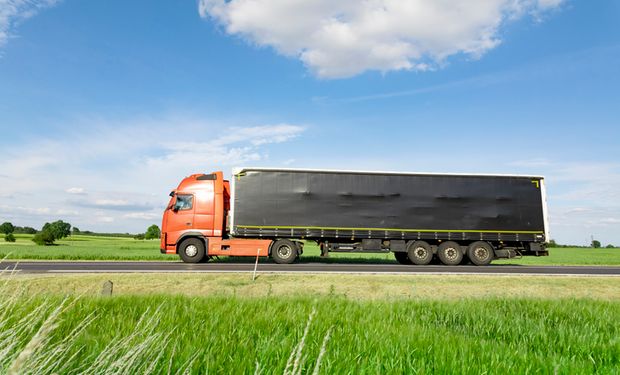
2;234;620;265
0;288;618;373
8;273;620;300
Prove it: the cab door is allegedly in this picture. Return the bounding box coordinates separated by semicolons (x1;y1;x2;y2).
165;193;195;246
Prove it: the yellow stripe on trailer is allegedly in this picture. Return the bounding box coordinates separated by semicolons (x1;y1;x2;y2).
237;225;544;235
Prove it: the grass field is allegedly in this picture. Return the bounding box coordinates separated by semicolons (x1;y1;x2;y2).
1;234;620;265
0;234;170;261
9;273;620;300
1;271;619;374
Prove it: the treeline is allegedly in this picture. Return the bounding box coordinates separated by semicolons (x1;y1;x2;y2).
11;226;38;234
548;239;616;249
2;220;161;244
76;231;136;238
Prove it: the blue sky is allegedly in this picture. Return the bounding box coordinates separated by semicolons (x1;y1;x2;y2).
0;0;619;245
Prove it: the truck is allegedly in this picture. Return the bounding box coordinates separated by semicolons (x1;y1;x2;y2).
161;167;549;265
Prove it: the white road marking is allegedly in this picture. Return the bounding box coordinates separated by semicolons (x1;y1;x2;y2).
41;270;620;277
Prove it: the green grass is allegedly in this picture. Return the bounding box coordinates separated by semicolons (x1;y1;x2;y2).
11;273;620;300
2;234;620;265
0;234;170;261
494;247;620;266
1;292;618;374
302;243;620;266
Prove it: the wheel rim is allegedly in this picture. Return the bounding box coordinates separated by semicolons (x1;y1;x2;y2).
185;244;198;257
474;246;489;260
444;247;459;261
414;247;428;259
277;245;292;258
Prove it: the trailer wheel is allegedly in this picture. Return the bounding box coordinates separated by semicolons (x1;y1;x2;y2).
467;241;494;266
437;241;463;266
271;239;298;264
407;241;433;265
178;238;205;263
393;252;412;265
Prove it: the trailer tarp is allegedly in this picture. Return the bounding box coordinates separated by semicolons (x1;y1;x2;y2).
232;169;546;242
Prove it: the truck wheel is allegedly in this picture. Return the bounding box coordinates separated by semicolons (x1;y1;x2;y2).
393;252;412;265
178;238;206;263
467;241;494;266
271;239;298;264
437;241;463;266
407;241;433;265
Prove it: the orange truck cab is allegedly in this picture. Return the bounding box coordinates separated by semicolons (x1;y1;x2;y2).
161;172;277;263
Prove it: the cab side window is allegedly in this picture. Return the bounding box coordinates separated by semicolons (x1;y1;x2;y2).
174;194;193;211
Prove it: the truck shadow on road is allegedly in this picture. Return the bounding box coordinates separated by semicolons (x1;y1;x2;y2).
207;256;524;266
210;256;398;265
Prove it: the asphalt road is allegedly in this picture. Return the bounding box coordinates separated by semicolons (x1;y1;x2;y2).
2;261;620;276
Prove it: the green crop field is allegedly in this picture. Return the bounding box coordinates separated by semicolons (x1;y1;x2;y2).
0;234;170;261
1;234;620;265
1;272;620;374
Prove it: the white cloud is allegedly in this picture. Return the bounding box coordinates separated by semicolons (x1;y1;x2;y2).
0;116;305;232
145;124;304;172
600;218;620;225
123;212;161;221
0;0;59;49
94;199;131;207
0;205;50;216
66;187;85;194
507;160;620;245
55;208;78;216
199;0;564;78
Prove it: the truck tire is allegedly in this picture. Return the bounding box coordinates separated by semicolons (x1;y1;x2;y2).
437;241;463;266
178;238;206;263
467;241;494;266
393;252;412;265
271;239;298;264
407;241;433;265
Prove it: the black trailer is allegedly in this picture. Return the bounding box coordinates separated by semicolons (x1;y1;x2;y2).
230;168;549;265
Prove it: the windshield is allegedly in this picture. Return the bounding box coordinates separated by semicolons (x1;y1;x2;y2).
173;194;193;211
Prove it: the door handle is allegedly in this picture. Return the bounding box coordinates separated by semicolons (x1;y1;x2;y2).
185;222;192;226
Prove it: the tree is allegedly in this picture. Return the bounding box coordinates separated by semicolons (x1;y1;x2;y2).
591;240;601;249
15;226;37;234
133;233;145;240
42;220;72;241
32;220;72;246
32;231;56;246
606;244;615;249
73;227;80;234
145;225;161;240
548;239;557;248
0;222;15;235
4;233;15;242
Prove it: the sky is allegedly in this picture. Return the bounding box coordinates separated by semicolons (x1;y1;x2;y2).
0;0;619;245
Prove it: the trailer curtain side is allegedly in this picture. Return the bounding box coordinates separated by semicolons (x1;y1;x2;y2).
231;169;546;243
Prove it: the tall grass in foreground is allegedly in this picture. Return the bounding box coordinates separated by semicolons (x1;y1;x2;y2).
0;275;619;373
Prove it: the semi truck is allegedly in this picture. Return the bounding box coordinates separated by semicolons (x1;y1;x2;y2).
160;168;549;265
